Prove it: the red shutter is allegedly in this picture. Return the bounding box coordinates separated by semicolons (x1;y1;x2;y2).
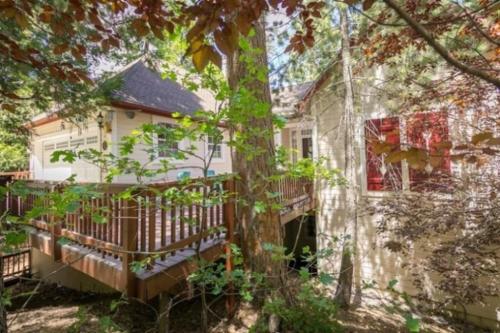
407;111;451;191
365;117;402;191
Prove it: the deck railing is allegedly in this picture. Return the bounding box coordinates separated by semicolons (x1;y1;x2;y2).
0;175;313;292
0;171;31;181
2;249;31;282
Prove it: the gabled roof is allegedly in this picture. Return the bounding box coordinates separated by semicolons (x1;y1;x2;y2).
298;59;341;111
272;82;313;118
110;61;212;117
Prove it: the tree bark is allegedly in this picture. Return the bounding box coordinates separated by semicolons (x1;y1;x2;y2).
334;5;357;310
226;17;285;288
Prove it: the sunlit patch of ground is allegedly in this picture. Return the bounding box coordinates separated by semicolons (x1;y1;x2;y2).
8;306;99;333
6;281;491;333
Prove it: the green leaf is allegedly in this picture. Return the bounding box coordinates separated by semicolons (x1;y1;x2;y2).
92;213;107;224
57;237;72;246
5;231;26;247
262;243;274;251
110;300;121;312
299;267;310;281
241;290;253;302
405;314;420;333
318;272;334;285
253;201;266;214
387;279;398;290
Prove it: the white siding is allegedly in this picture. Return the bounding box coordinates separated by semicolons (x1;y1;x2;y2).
308;66;500;328
111;109;232;183
30;120;101;182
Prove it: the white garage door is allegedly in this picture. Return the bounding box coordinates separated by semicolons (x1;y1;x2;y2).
42;134;100;182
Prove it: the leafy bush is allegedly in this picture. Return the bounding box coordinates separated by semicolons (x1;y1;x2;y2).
261;283;343;333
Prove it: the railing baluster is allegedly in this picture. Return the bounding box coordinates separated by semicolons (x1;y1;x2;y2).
140;197;146;252
148;194;156;263
188;191;194;246
160;196;166;260
179;203;185;244
170;201;176;256
121;198;138;297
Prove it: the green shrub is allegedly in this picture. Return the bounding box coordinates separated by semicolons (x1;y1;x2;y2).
261;283;343;333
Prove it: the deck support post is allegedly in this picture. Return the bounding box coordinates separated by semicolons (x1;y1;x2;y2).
223;179;236;318
49;185;62;261
50;222;62;261
158;292;172;333
122;198;138;297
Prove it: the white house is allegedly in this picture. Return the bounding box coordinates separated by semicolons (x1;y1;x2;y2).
288;62;499;329
28;61;232;183
273;83;314;162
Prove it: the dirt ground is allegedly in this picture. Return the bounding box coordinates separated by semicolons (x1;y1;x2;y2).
7;281;492;333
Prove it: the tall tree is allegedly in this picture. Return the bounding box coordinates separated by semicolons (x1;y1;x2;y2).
334;5;358;309
226;17;285;286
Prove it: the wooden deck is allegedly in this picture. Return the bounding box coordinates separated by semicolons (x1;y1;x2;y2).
2;176;314;301
1;248;31;284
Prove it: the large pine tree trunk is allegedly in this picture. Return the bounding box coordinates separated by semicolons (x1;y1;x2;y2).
226;17;285;287
334;5;357;309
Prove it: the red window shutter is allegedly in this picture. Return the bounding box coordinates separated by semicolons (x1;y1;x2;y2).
407;111;451;191
365;117;402;191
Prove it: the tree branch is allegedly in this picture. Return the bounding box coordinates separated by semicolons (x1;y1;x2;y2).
382;0;500;88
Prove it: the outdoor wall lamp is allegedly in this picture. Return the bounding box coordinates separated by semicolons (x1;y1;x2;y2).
97;112;104;129
125;110;136;119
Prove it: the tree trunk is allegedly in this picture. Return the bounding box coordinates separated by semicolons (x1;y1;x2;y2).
334;5;357;309
226;16;285;288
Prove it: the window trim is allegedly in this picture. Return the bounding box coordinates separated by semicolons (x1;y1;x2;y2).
207;135;223;161
151;117;184;161
361;112;451;196
156;122;180;158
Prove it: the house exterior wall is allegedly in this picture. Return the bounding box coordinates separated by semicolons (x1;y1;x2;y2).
29;108;232;183
111;108;232;183
30;119;101;182
307;68;500;329
278;119;314;163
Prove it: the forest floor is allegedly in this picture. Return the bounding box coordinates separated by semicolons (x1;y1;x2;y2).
6;281;491;333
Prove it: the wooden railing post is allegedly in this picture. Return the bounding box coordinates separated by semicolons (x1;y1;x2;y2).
49;185;62;261
223;179;236;317
122;198;138;297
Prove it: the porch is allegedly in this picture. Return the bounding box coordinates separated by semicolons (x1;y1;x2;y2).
1;176;314;301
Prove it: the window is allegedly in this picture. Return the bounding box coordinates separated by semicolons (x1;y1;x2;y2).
86;136;98;145
364;117;403;191
364;112;451;192
70;138;85;148
301;129;312;136
208;136;222;159
55;141;68;149
301;128;313;159
157;123;179;158
302;137;313;158
44;143;55;151
407;111;451;191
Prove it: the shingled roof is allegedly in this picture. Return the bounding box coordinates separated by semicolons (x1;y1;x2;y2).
272;82;313;118
111;61;211;116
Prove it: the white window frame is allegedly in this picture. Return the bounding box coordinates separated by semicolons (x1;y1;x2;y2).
207;135;223;160
360;112;455;197
156;122;180;158
152;116;184;161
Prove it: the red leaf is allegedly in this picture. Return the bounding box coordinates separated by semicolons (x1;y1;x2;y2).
363;0;376;10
